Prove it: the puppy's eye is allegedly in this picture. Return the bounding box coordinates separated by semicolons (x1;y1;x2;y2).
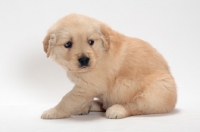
64;41;72;48
88;39;94;46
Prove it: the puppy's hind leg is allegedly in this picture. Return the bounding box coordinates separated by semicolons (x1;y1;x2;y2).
130;73;177;116
73;100;105;115
106;104;130;119
106;73;177;119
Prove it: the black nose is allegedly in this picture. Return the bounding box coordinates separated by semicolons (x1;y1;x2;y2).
78;56;90;67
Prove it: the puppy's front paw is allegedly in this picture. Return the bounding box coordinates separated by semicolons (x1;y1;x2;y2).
106;104;128;119
41;107;70;119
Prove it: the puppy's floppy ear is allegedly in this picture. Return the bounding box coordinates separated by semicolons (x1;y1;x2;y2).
42;34;50;54
100;24;110;50
42;34;57;58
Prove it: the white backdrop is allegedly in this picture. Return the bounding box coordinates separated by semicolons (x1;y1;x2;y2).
0;0;200;132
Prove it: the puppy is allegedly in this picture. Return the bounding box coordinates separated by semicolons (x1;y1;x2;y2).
41;14;177;119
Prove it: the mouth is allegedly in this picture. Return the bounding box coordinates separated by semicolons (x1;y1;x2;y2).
68;65;94;73
80;66;88;69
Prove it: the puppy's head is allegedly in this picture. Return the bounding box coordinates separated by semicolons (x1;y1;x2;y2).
43;14;110;72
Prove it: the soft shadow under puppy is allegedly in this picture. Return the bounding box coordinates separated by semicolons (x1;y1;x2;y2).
138;108;181;117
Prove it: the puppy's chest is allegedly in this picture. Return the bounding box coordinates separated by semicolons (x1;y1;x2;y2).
68;72;108;91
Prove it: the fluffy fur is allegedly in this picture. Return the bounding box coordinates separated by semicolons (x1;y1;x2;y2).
41;14;177;119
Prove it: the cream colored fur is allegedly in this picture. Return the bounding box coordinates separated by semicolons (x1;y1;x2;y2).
41;14;177;119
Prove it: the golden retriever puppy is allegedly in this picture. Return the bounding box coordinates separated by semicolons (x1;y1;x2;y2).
41;14;177;119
